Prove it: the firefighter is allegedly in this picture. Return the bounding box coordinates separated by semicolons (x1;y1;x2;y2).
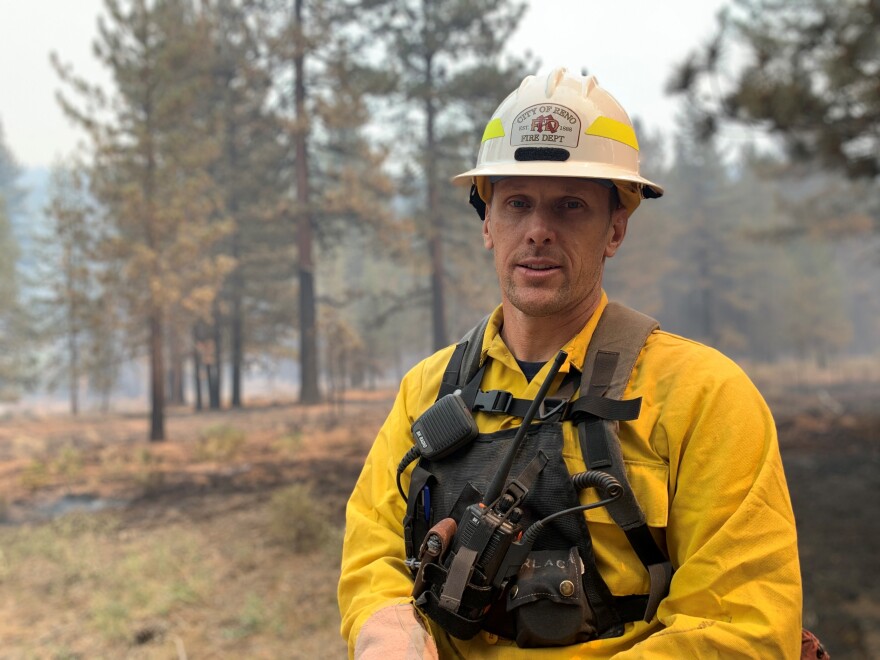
338;67;802;658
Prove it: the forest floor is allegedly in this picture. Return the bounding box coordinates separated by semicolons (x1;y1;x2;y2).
0;374;877;659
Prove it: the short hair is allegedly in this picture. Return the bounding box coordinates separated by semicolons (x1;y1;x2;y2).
610;186;621;212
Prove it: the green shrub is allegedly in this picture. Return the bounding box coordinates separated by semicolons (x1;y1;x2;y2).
196;425;246;462
91;598;130;641
21;459;50;492
267;484;334;554
222;593;273;639
55;446;84;479
274;432;303;458
132;449;165;495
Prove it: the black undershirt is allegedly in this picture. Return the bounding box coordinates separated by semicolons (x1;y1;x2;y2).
516;358;547;382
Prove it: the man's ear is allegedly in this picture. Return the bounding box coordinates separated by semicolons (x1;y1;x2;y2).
604;207;628;258
482;206;494;250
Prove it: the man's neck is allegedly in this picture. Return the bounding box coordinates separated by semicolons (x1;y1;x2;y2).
499;300;600;362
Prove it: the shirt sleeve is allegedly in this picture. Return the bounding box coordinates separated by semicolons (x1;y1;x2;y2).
617;355;803;658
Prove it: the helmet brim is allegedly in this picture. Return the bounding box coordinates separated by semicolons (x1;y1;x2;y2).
451;162;664;199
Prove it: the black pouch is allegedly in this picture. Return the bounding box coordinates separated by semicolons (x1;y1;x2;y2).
507;547;597;647
415;559;493;640
403;466;435;563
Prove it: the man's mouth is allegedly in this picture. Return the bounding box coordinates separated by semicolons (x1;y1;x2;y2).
518;261;559;271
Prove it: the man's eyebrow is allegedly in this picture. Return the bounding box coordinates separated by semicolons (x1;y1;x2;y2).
498;182;599;196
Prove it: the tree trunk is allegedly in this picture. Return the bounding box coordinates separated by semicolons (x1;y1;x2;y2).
224;74;244;408
67;280;79;416
293;0;320;404
424;44;446;350
193;340;203;412
229;225;243;408
231;281;243;407
144;97;165;441
209;306;222;409
193;322;208;411
167;325;186;406
149;307;166;441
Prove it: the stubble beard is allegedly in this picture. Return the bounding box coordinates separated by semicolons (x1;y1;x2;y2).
501;257;605;320
504;277;572;318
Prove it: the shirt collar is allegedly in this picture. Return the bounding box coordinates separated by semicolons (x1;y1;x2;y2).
479;291;610;374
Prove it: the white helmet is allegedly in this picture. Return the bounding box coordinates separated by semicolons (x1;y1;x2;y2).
453;67;663;215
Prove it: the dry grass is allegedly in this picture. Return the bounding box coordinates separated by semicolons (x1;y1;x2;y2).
0;492;347;658
0;371;876;657
0;392;393;659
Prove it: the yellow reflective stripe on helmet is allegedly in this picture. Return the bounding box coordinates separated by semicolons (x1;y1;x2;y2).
481;118;505;142
585;117;639;151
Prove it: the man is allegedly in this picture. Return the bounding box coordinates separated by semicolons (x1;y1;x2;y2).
338;68;802;658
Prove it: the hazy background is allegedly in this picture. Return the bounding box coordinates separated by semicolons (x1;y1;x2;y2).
2;0;875;418
0;0;877;657
2;0;726;167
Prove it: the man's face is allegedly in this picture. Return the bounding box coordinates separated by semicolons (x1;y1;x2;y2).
483;176;628;319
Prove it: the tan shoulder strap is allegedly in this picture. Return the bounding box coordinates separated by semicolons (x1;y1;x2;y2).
580;301;659;400
577;302;671;623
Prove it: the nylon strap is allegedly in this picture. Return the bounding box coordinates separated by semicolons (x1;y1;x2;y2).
437;301;673;626
439;546;479;611
644;560;674;622
624;524;674;622
575;303;673;621
437;315;490;403
500;450;548;506
568;394;641;422
458;315;490;390
577;303;658;530
438;342;468;400
581;350;620;470
624;524;669;568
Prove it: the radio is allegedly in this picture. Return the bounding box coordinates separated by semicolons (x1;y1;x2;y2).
409;350;624;641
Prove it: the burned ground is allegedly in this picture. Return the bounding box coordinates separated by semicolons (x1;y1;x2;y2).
0;382;876;658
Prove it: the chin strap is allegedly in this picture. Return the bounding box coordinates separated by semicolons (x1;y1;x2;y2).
469;184;486;221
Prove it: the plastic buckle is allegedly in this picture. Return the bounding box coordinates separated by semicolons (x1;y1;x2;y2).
473;389;513;414
502;478;529;506
539;398;568;420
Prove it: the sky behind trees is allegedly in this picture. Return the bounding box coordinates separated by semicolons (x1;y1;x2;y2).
1;0;727;168
1;0;875;422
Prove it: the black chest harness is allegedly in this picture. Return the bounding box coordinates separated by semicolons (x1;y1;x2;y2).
401;303;674;646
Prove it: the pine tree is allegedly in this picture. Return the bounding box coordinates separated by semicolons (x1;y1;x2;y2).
0;121;33;401
373;0;532;349
198;0;290;409
0;197;28;401
54;0;234;439
657;122;747;349
36;163;93;413
259;0;405;402
668;0;880;179
257;0;326;404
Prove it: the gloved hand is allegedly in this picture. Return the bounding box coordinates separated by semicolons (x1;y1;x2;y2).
354;603;439;660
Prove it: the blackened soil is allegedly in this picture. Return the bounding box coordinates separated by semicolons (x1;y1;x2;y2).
774;383;880;659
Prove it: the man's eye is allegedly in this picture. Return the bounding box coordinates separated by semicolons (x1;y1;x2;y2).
509;199;528;208
562;200;583;210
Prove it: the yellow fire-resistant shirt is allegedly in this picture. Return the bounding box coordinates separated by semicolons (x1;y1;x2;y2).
339;294;802;658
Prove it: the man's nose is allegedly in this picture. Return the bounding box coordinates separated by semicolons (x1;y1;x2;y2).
524;208;555;245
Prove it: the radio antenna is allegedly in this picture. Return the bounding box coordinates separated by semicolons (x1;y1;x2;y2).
482;349;567;505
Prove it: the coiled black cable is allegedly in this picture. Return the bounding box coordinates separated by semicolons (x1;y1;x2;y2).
396;446;421;502
571;470;623;498
521;471;622;546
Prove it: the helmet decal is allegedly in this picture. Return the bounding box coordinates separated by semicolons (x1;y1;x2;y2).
512;103;580;148
585;117;639;151
481;118;506;143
